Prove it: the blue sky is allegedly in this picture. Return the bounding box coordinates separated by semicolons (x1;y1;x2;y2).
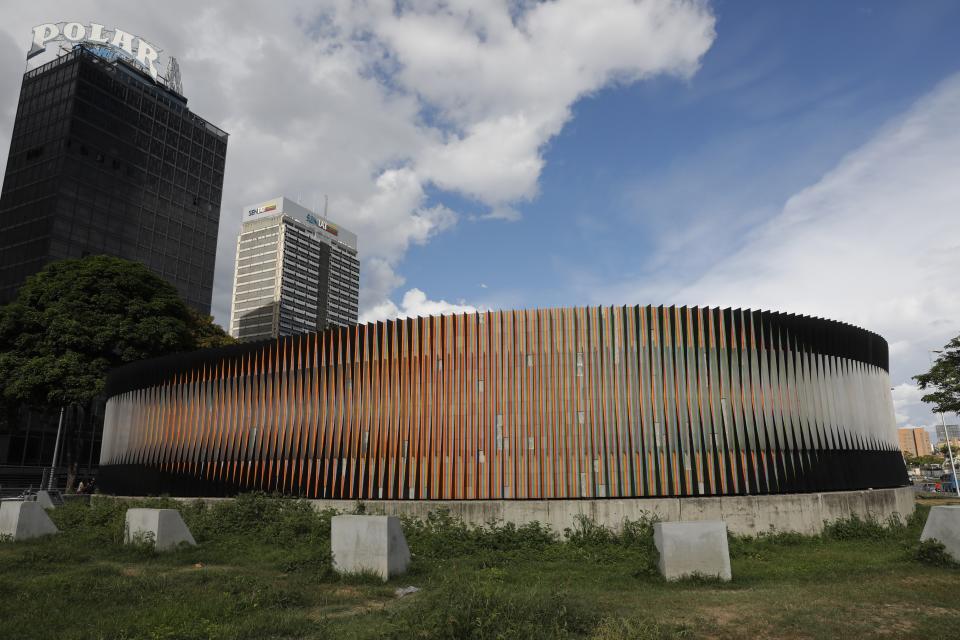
1;1;958;436
401;1;960;311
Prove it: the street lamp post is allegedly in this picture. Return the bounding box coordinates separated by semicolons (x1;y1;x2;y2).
938;414;960;497
47;406;65;491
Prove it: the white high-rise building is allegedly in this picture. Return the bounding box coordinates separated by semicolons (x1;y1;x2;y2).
229;197;359;341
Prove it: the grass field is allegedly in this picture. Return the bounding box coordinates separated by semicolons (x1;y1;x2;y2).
1;494;957;640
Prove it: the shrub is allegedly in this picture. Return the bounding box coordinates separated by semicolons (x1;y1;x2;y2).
402;508;558;561
727;530;812;560
564;514;658;548
822;514;904;541
915;539;957;567
181;492;333;544
562;514;660;577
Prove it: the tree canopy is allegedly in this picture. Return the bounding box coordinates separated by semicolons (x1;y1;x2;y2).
914;334;960;416
0;255;234;409
903;453;944;467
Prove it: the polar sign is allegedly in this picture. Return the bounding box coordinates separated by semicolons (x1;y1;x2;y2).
30;22;163;82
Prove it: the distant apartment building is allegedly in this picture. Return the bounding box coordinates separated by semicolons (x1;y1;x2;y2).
935;423;960;449
229;197;359;341
898;427;932;457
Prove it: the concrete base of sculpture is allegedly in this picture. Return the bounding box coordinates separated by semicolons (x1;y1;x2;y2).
124;508;196;551
331;515;410;581
920;506;960;561
299;486;914;536
654;520;731;581
0;501;59;540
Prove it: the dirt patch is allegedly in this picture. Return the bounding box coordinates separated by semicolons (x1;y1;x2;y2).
120;566;140;577
868;603;918;635
308;598;390;621
326;600;388;618
304;585;397;622
173;562;215;572
916;497;960;506
700;605;742;627
697;605;803;640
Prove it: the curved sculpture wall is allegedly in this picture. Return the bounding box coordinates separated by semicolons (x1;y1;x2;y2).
98;305;908;498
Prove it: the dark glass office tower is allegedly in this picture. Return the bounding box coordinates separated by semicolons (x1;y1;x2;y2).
0;45;228;313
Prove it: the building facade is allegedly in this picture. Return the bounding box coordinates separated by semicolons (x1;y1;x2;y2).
0;44;227;314
897;427;932;457
229;197;359;341
935;423;960;449
99;306;908;498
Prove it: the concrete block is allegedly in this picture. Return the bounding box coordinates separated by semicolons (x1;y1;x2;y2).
653;520;731;581
331;515;410;580
124;508;196;551
0;501;59;540
920;506;960;561
35;491;57;509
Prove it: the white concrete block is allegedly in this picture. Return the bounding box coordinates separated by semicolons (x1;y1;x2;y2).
35;491;57;510
654;520;731;581
921;506;960;561
124;508;196;551
331;515;410;581
0;501;59;540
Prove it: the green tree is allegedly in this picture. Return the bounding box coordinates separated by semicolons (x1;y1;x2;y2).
904;453;944;466
188;308;237;349
914;334;960;415
0;256;234;483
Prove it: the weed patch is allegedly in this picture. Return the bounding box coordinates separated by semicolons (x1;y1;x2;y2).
590;615;695;640
915;539;958;568
1;496;957;639
823;514;906;541
383;574;598;639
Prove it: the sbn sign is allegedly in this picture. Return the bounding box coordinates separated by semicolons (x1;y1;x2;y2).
30;23;162;82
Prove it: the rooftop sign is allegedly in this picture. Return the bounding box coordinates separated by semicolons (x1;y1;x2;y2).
29;22;181;94
243;197;356;249
245;200;339;235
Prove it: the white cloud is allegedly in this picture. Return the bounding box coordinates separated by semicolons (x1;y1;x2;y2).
377;0;716;212
482;205;523;222
359;288;479;323
892;383;928;427
0;1;716;324
596;73;960;431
